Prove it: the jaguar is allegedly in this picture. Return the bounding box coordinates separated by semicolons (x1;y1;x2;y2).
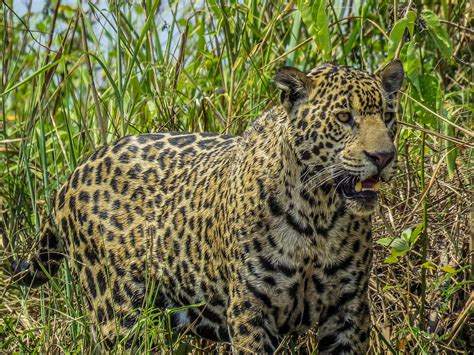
12;60;404;353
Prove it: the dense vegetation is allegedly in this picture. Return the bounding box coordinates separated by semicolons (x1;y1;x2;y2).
1;0;472;353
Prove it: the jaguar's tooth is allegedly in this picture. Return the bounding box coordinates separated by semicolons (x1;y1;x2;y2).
373;181;381;191
355;181;362;192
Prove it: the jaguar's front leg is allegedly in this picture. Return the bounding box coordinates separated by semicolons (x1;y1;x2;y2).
227;284;280;354
317;290;370;354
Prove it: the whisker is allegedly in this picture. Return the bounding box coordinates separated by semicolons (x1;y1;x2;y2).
334;176;349;192
303;170;345;191
333;176;351;198
300;165;344;188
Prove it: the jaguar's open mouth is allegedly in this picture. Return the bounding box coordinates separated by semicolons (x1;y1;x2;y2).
336;174;381;202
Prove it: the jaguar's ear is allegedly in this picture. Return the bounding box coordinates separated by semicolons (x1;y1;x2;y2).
379;60;404;94
275;67;309;111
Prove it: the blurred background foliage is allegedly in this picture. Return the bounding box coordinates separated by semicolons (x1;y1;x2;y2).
0;0;472;353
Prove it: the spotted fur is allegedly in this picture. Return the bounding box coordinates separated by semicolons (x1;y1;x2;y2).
12;61;404;353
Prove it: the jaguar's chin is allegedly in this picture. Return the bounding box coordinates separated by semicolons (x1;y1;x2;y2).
335;173;381;215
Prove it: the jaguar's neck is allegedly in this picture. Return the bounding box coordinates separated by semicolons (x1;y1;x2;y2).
236;106;372;262
248;107;348;232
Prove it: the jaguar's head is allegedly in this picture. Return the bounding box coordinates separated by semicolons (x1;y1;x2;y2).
275;61;404;215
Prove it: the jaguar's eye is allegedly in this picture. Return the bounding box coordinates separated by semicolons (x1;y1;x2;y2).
336;112;354;125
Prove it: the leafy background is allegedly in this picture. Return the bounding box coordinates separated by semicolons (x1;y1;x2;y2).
0;0;472;353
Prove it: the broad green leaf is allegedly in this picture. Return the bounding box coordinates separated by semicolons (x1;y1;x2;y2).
401;227;412;242
422;9;452;58
405;41;421;92
376;237;395;247
421;261;437;270
384;255;399;264
406;11;417;37
296;0;331;61
444;111;458;179
416;74;441;126
391;238;410;254
410;224;424;244
441;265;457;274
387;18;408;59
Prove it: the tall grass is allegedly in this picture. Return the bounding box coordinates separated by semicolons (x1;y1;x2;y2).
1;0;472;353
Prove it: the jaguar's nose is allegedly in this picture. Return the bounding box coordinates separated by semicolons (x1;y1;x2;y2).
364;150;395;172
